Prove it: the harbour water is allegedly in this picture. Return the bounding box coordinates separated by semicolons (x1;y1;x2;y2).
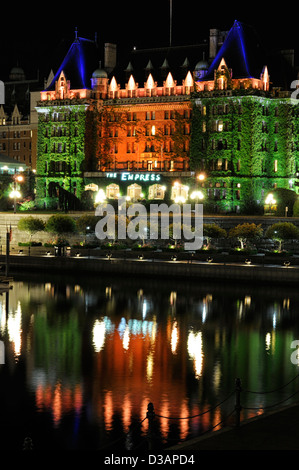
0;271;298;450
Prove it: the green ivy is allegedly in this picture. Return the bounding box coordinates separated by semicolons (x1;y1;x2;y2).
190;92;299;213
36;104;87;208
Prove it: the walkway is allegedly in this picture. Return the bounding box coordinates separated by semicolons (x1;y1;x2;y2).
168;404;299;451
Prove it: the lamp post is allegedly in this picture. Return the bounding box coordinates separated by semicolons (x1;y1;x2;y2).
265;193;276;215
10;189;21;213
10;174;23;213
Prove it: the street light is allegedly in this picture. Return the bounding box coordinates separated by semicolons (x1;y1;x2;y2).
10;189;22;213
190;190;204;200
265;193;276;214
9;174;24;213
95;189;106;205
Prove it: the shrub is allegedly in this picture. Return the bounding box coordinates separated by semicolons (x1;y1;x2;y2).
75;215;99;234
203;224;227;246
45;215;76;236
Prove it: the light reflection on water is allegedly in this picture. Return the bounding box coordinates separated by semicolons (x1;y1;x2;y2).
0;272;299;450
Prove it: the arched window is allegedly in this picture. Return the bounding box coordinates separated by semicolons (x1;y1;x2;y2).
127;183;142;201
148;184;166;200
171;182;189;203
106;183;120;199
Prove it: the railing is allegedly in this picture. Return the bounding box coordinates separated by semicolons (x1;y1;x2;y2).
98;374;299;451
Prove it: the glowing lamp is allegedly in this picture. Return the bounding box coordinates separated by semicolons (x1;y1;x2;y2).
265;193;276;205
174;196;186;204
190;191;204;200
95;189;106;204
10;190;21;199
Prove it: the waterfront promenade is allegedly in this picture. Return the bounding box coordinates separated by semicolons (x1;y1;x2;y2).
168;403;299;451
3;248;299;285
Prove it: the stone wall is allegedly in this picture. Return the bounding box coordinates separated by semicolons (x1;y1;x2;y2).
2;253;299;286
1;212;299;250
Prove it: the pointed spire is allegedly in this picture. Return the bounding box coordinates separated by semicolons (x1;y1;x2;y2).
145;60;153;71
74;27;79;43
181;57;190;68
125;61;133;72
161;58;169;69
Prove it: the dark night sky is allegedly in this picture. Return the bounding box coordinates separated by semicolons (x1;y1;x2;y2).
0;2;298;82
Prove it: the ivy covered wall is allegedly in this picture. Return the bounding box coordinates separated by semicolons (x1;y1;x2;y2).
36;103;88;208
190;92;299;213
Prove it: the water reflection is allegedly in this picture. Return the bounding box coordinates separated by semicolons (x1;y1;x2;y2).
0;273;299;450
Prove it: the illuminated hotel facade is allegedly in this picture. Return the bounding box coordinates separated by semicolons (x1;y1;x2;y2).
35;21;299;213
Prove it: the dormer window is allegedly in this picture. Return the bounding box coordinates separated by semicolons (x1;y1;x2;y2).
57;72;68;99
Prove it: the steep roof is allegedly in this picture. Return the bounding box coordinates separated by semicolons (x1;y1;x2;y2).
202;20;265;81
112;43;208;87
45;36;99;91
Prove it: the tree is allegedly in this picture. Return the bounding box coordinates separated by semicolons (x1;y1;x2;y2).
292;199;299;217
203;224;227;248
45;215;76;243
76;215;99;235
17;216;45;243
229;223;263;250
265;222;299;251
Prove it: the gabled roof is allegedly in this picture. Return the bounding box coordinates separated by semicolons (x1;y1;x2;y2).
45;36;99;91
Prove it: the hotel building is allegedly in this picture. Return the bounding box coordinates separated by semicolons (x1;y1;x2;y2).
35;21;299;213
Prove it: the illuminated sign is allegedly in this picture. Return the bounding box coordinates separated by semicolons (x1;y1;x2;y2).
106;172;161;182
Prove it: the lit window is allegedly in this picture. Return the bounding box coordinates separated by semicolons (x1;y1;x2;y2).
127;183;142;201
148;184;166;200
274;160;278;172
106;183;120;199
171;182;189;203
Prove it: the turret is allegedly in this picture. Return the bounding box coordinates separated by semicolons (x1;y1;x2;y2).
91;62;108;98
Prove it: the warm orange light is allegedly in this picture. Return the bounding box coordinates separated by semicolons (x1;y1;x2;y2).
146;73;154;89
128;75;136;90
185;71;193;88
110;76;118;92
165;72;174;88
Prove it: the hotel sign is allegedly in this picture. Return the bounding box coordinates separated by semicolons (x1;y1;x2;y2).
106;172;161;182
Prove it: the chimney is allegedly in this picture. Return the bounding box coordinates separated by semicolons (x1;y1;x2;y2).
104;43;117;74
280;49;295;68
209;29;219;60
